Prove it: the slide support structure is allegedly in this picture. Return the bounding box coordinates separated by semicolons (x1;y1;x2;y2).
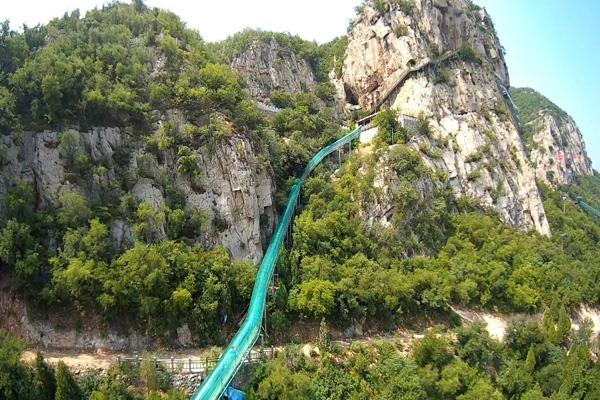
191;127;362;400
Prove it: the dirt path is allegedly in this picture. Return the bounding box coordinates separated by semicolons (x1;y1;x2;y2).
22;305;600;373
21;346;233;372
22;331;423;373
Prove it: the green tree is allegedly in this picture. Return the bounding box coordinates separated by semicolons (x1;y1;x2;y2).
557;345;592;399
57;188;91;229
499;360;534;398
289;279;336;317
373;109;408;145
55;361;81;400
520;385;547;400
412;330;452;369
0;219;34;266
317;318;332;352
0;330;35;400
34;352;56;400
436;360;477;398
41;74;63;123
132;202;165;243
58;130;80;165
554;305;571;345
456;323;501;371
457;378;503;400
139;355;160;394
0;85;18;132
252;362;314;400
525;345;536;371
81;219;111;261
3;181;35;223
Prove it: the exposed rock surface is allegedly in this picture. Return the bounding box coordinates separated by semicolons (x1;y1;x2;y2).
341;0;551;235
0;286;152;351
528;113;593;186
0;119;275;264
230;37;317;102
510;87;593;186
0;113;276;349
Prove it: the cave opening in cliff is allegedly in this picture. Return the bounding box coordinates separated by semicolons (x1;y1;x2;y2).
344;83;359;106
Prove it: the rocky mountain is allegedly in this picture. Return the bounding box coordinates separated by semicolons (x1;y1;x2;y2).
229;37;317;102
510;87;593;186
211;30;322;104
336;0;554;235
0;6;278;265
0;0;597;353
0;119;275;264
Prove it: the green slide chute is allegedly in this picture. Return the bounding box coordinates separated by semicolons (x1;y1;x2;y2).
192;127;361;400
575;196;600;219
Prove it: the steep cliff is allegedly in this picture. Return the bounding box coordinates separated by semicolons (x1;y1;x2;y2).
230;38;317;101
340;0;551;235
214;30;318;103
510;87;593;186
0;120;274;264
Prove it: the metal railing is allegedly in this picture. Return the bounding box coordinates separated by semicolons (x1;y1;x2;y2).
118;346;276;375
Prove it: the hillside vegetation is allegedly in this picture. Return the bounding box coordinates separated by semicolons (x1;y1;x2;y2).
0;2;349;345
248;319;600;400
264;144;600;338
0;1;599;399
509;87;570;149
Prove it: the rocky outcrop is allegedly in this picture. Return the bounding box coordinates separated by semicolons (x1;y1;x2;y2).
230;37;317;101
510;87;593;186
0;285;152;351
186;132;275;263
341;0;551;235
528;113;593;186
0;117;275;263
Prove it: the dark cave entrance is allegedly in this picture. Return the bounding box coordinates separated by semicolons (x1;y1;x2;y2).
344;83;359;106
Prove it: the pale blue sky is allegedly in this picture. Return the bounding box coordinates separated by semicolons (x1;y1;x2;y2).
476;0;599;169
4;1;597;168
1;0;357;43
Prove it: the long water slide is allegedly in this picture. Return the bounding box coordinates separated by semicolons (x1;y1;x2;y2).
192;127;362;400
575;197;600;219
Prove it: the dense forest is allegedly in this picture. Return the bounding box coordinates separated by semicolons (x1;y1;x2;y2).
3;309;599;399
0;2;348;345
1;0;600;399
248;318;600;400
265;142;600;334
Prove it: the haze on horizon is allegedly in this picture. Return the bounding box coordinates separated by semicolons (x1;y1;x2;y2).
3;0;598;168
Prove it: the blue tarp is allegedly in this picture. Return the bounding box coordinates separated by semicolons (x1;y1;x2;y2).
224;386;246;400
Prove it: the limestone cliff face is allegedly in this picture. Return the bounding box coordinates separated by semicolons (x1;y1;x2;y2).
341;0;551;235
230;37;317;102
510;87;593;186
528;113;593;186
0;116;275;264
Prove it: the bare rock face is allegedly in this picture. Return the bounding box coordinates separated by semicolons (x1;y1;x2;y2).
185;134;275;263
0;287;152;351
0;121;275;264
528;114;593;186
510;87;593;186
230;37;317;101
341;0;551;235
